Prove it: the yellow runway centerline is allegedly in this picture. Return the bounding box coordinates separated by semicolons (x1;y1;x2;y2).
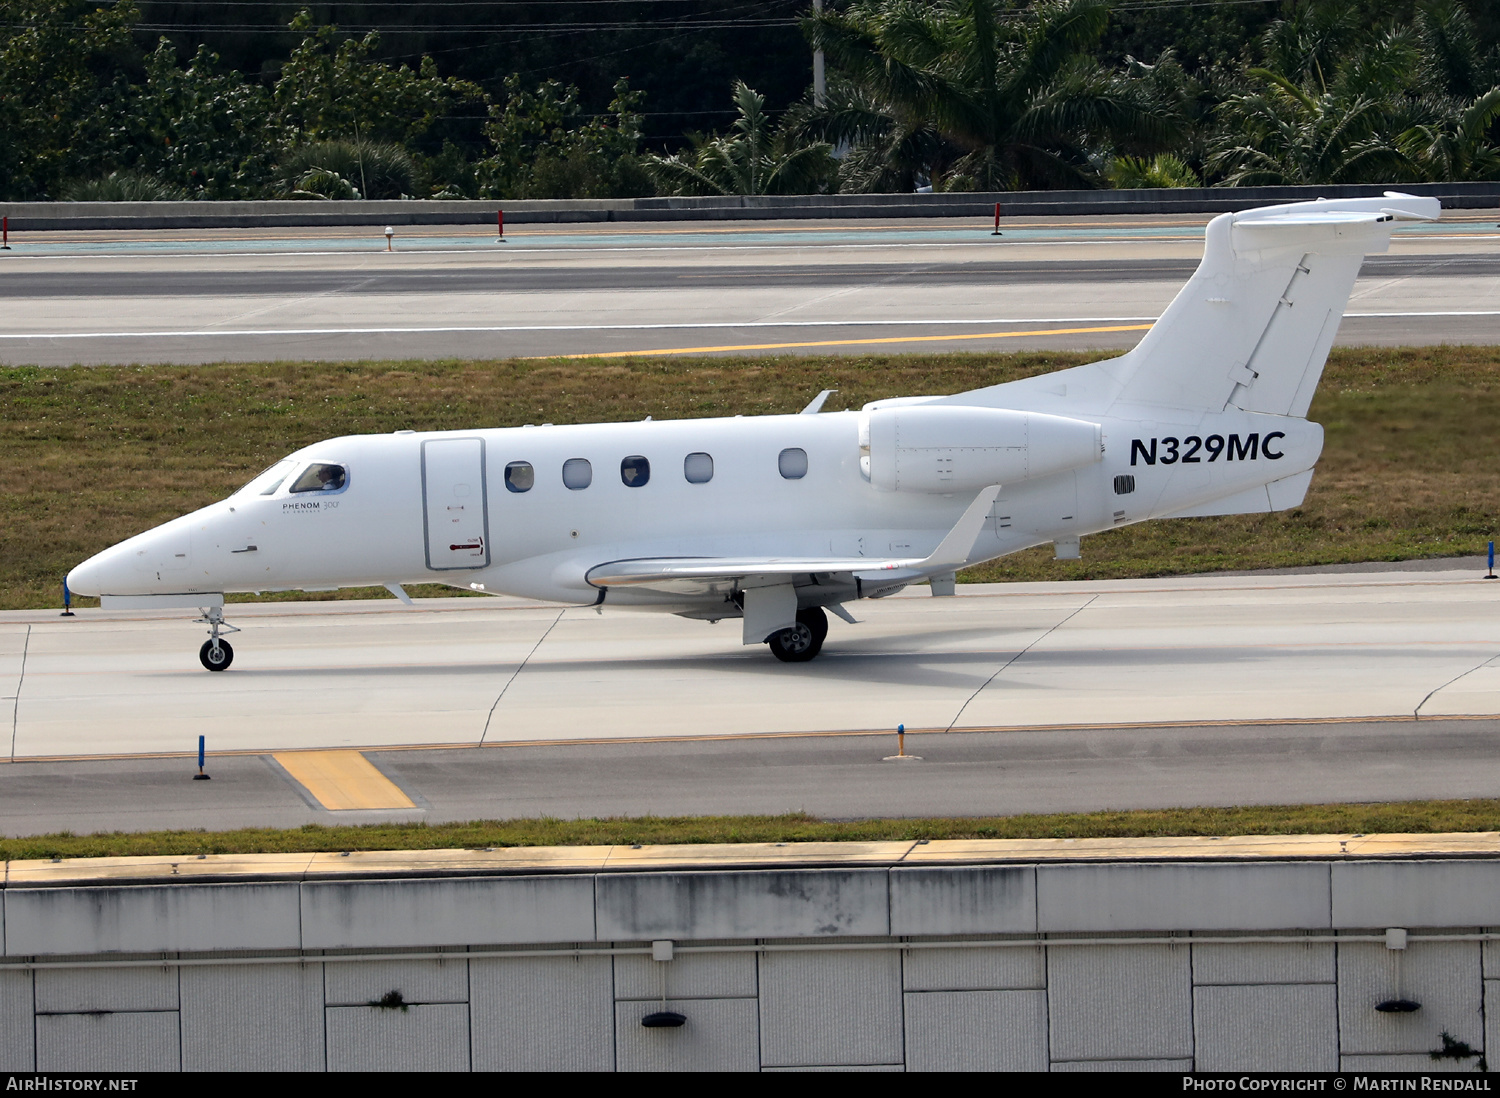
273;750;416;811
549;322;1154;359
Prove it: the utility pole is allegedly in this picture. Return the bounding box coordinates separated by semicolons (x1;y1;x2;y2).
813;0;826;107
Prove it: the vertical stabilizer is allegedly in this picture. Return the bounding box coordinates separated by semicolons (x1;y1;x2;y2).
1106;193;1439;418
944;193;1439;419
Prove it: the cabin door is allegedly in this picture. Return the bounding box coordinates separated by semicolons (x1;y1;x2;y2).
421;437;491;571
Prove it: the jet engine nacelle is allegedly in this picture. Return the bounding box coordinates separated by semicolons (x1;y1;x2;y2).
862;406;1103;493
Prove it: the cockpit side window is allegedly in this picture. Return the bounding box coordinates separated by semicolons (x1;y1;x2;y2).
236;459;295;497
289;463;349;494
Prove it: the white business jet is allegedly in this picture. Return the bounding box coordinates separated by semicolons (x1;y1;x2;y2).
67;193;1439;670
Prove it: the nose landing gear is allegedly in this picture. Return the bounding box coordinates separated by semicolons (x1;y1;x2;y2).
195;606;240;672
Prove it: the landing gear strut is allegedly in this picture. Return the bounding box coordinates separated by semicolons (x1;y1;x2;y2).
195;606;240;672
768;607;828;663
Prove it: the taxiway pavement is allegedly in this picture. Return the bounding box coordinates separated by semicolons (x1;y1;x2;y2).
3;567;1498;834
1;213;1497;364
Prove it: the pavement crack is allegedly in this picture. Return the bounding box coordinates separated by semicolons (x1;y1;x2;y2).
479;610;566;745
943;595;1097;733
1413;650;1500;719
201;277;380;331
1347;255;1456;303
750;262;937;325
10;624;31;762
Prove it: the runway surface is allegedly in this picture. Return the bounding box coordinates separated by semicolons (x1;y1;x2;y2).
1;213;1497;364
3;567;1499;835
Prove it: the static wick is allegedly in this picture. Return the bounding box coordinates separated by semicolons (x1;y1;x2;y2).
883;722;922;762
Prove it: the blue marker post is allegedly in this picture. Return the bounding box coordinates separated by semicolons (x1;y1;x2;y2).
883;722;923;761
1487;541;1496;580
193;734;211;780
60;581;74;617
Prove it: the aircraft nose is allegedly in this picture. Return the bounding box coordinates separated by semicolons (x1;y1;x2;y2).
67;544;130;598
67;553;105;598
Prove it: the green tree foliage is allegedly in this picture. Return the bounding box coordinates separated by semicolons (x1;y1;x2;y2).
271;10;484;147
646;82;835;195
277;140;417;200
479;75;654;199
1209;75;1413;185
5;0;1500;200
60;170;186;201
1108;152;1199;188
109;39;278;198
1206;0;1500;186
0;0;139;199
803;0;1180;191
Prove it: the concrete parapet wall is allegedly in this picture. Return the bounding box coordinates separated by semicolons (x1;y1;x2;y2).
4;182;1498;231
2;834;1498;1071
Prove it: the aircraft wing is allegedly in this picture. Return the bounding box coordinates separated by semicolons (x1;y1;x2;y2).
586;485;1001;598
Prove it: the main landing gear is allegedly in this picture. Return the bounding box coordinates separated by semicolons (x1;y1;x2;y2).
768;607;829;663
195;606;240;672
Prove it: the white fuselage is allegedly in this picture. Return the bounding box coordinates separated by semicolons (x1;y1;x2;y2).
67;404;1322;612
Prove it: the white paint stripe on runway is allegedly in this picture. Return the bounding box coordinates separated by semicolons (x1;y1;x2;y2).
0;311;1493;341
0;317;1161;339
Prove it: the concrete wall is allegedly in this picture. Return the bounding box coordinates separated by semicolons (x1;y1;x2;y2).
4;181;1498;230
2;845;1498;1071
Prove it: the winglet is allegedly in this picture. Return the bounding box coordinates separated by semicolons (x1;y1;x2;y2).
801;389;837;414
922;485;1001;568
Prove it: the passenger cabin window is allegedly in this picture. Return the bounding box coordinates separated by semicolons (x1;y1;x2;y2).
684;452;713;484
288;463;348;493
562;458;592;490
504;461;534;493
621;455;650;487
778;448;808;480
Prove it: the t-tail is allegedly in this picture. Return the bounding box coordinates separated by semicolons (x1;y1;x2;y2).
942;191;1441;519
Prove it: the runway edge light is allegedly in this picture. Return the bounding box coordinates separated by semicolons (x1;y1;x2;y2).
884;723;922;762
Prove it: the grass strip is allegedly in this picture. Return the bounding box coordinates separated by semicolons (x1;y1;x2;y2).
3;346;1499;609
7;800;1500;860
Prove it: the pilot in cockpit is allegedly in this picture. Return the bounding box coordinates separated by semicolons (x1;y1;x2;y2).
315;465;346;491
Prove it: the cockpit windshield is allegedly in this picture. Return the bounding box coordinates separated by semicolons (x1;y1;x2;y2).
289;463;348;493
235;459;295;498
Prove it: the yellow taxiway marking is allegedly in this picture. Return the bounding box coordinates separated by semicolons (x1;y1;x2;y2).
273;750;416;811
550;323;1154;359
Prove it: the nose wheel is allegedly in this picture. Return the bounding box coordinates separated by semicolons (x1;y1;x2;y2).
199;638;234;671
768;607;828;663
194;606;240;672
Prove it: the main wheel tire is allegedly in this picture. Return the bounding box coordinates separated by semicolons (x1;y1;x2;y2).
799;606;829;646
199;638;234;672
768;623;816;662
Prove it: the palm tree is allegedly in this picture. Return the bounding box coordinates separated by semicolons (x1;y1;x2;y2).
802;0;1180;191
1208;73;1414;186
1398;87;1500;181
646;82;834;196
